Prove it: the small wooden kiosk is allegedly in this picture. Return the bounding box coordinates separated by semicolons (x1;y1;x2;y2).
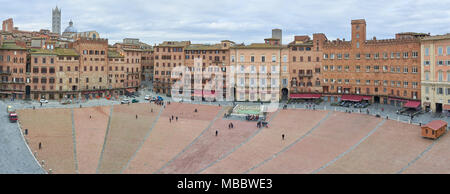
421;120;448;139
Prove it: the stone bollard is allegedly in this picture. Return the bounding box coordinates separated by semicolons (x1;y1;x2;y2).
48;169;52;174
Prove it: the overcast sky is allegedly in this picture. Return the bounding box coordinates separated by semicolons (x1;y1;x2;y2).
1;0;449;45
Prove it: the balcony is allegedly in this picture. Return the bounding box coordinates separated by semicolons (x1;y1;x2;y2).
298;73;313;78
0;80;26;84
0;70;12;75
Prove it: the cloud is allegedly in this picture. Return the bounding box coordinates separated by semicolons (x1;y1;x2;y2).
0;0;449;45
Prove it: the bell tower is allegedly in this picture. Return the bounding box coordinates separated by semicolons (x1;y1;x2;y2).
52;6;61;35
351;19;366;49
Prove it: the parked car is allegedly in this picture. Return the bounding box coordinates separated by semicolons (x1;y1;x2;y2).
359;102;369;108
9;112;18;123
121;99;130;104
343;102;351;107
40;99;49;104
353;103;361;108
339;101;346;106
132;99;139;103
144;95;151;100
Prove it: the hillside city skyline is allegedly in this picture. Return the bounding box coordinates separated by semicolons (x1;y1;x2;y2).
1;0;449;45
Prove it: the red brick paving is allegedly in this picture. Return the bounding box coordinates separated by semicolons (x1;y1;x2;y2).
17;108;76;174
73;106;110;174
97;103;160;174
402;130;450;174
19;104;439;174
203;109;328;174
123;103;221;174
250;112;382;174
320;120;429;174
159;116;258;174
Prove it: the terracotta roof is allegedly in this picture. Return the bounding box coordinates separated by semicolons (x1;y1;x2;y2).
122;48;144;52
422;33;450;41
185;44;224;50
0;41;26;50
231;43;286;49
30;48;79;56
158;41;190;47
108;50;124;58
424;120;447;131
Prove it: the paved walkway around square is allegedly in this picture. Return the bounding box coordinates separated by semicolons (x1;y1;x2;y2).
0;101;44;174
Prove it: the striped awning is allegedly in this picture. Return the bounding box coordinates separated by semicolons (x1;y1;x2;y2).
341;95;370;102
403;101;421;108
290;93;322;99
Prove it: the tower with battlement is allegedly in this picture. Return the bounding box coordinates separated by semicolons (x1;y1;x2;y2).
52;6;61;35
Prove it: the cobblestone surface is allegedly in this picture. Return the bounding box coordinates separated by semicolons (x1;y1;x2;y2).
0;101;45;174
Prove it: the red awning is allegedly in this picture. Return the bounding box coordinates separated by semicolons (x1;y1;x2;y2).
443;104;450;110
424;120;447;130
290;93;322;99
341;95;363;102
362;96;372;100
403;101;421;108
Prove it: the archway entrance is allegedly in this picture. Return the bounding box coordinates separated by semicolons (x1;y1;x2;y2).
281;88;289;100
374;96;380;103
25;85;31;100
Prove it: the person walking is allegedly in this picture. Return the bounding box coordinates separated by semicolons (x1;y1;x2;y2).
282;134;285;140
215;130;218;136
38;142;42;150
136;114;138;119
176;116;178;121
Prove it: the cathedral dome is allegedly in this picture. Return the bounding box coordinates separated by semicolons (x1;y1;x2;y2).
63;20;77;33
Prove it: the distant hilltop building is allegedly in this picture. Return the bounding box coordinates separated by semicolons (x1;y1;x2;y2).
52;6;61;35
61;20;100;40
62;20;77;37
